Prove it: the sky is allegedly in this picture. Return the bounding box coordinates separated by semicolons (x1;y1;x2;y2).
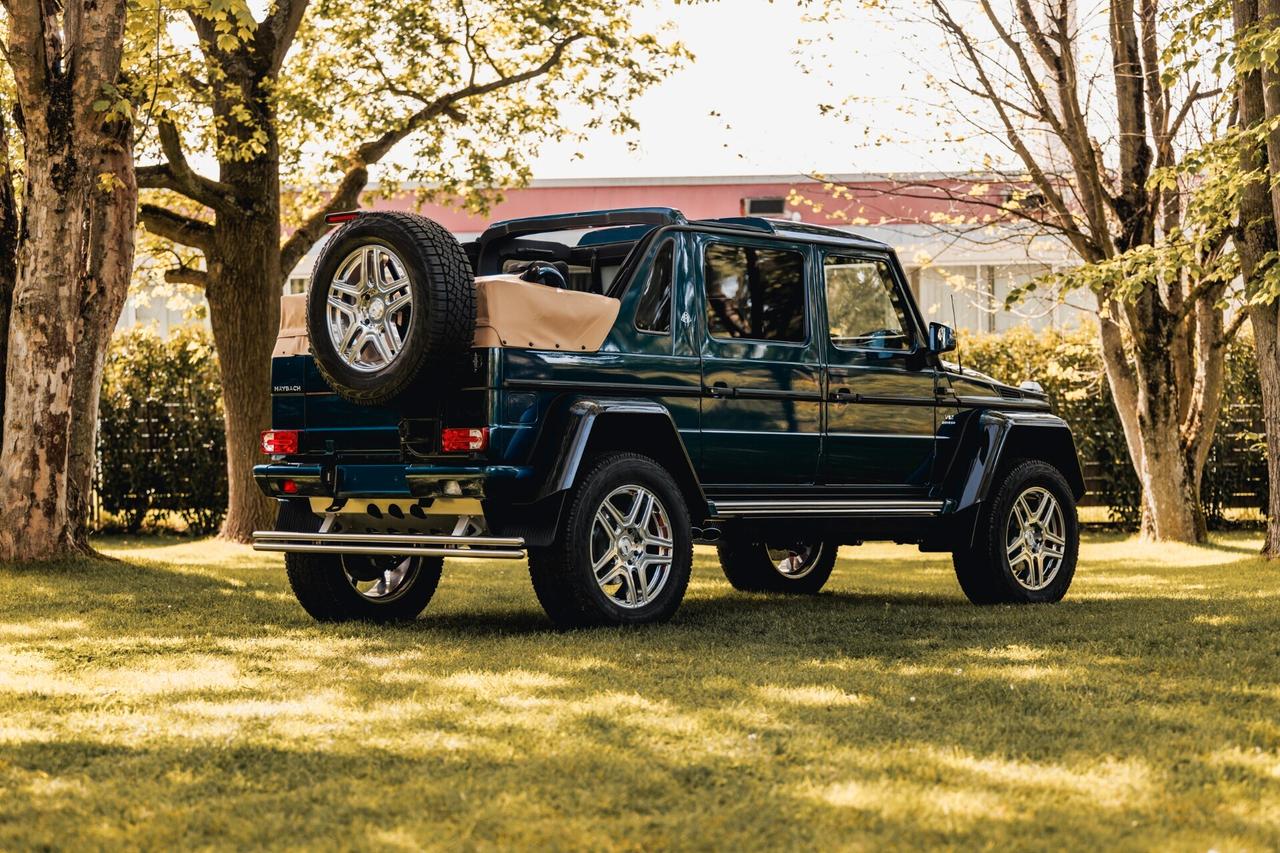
503;1;989;180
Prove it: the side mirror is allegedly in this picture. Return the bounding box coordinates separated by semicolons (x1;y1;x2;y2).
927;322;957;354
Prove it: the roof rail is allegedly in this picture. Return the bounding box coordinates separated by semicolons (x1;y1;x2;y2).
481;207;687;240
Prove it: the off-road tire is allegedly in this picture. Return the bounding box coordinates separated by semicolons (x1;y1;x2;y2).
952;459;1079;605
307;212;475;406
716;528;838;594
527;453;693;629
276;500;443;622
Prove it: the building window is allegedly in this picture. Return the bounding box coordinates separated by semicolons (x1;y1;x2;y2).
743;197;787;217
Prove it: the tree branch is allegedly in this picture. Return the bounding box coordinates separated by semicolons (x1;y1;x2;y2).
163;267;210;288
279;164;367;276
138;203;215;253
281;33;588;275
136;119;237;213
256;0;309;76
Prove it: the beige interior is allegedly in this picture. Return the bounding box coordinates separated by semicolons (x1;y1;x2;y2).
274;276;621;357
474;274;620;351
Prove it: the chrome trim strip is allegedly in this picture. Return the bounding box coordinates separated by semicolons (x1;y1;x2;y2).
254;543;526;559
253;530;524;547
251;530;527;560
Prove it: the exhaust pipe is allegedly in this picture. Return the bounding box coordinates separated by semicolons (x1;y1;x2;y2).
692;526;721;543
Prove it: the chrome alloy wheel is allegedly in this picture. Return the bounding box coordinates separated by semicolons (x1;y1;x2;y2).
590;485;675;609
766;543;825;579
325;244;414;372
1005;486;1067;591
341;555;421;603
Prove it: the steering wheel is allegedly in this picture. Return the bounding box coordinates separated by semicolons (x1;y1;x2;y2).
519;261;568;290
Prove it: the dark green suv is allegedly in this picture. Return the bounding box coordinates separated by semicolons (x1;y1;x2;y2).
253;207;1084;627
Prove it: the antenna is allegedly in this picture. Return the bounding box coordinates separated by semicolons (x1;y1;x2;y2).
950;293;963;375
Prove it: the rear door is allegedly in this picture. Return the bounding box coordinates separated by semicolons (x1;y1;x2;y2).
696;234;823;485
820;251;936;486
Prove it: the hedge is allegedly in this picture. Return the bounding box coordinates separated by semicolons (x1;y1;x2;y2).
97;327;227;534
959;324;1268;527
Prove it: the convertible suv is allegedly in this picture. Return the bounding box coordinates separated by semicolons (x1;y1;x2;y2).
253;207;1084;627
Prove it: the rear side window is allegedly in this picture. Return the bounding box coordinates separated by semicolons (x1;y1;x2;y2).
634;241;674;333
704;243;806;343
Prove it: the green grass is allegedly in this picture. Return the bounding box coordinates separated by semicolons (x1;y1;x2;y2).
1;534;1278;851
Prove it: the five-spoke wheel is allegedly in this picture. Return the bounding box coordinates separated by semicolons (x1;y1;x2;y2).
717;530;838;594
326;244;415;372
590;485;675;609
1004;486;1067;591
528;453;693;628
953;459;1079;604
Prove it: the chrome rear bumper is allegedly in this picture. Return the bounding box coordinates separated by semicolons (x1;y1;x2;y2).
251;530;526;560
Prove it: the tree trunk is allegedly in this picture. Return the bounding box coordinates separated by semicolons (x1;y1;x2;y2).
0;109;17;451
0;57;137;561
67;138;138;548
1246;0;1280;556
1098;305;1204;542
1250;304;1280;556
206;142;282;542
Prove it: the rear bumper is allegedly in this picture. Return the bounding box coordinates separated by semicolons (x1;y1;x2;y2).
251;530;526;560
253;462;532;499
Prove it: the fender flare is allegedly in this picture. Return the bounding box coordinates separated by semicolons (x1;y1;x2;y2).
940;408;1086;513
532;396;709;519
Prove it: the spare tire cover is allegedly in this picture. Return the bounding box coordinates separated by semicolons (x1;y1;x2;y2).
306;212;476;406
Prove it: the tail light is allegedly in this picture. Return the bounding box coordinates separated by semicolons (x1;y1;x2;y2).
441;427;489;453
325;211;360;224
261;429;300;455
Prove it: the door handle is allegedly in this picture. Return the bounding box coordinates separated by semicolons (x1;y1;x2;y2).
829;387;857;403
705;381;733;398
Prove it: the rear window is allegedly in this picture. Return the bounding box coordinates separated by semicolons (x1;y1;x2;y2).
704;243;806;343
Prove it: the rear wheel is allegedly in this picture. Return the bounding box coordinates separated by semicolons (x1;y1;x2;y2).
952;459;1078;604
527;453;693;628
716;528;838;594
276;501;442;622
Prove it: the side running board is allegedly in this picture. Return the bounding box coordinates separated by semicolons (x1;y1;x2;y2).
711;499;944;518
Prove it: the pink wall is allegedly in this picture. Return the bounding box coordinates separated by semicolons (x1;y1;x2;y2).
361;177;1019;232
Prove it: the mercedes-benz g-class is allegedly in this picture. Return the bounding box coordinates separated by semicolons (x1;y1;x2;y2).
253;207;1084;627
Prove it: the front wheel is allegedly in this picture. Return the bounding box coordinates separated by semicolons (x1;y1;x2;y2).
952;459;1079;604
527;453;693;628
277;501;443;622
717;528;838;594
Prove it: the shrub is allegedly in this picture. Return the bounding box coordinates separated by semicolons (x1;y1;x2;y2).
97;327;227;535
959;323;1266;527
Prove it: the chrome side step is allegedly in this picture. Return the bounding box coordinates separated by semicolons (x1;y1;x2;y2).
251;530;526;560
712;499;944;518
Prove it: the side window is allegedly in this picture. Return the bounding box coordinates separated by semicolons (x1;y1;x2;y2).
635;240;674;333
704;243;806;343
824;255;913;351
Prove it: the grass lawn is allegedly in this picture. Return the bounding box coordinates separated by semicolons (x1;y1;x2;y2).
0;533;1277;851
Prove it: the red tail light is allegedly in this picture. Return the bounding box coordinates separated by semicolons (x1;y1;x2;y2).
441;427;489;453
325;211;360;224
261;430;300;454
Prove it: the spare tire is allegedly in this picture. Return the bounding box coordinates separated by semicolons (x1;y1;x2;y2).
306;212;475;406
